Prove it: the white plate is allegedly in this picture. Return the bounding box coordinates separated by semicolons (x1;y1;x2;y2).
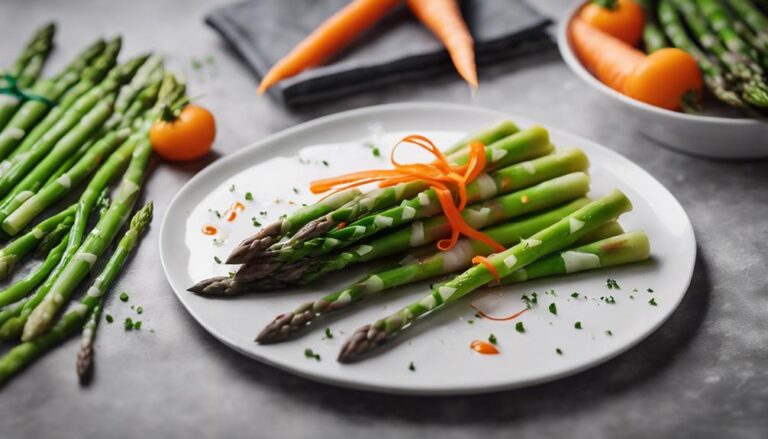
557;1;768;159
160;103;696;395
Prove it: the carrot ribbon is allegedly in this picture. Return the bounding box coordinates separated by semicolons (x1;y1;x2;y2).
310;135;505;252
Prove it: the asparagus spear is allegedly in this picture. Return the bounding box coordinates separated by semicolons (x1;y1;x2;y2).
673;0;768;106
727;0;768;54
76;202;153;383
0;23;56;130
257;221;629;344
659;0;747;107
697;0;765;66
1;77;167;235
0;38;106;160
227;125;548;263
442;120;519;154
22;133;153;340
500;231;650;284
255;199;592;341
0;56;146;201
192;172;592;293
337;190;633;363
0;137;139;341
0;203;153;385
636;0;669;52
0;205;75;281
0;234;68;308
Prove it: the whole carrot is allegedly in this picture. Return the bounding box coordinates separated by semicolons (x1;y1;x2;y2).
257;0;400;94
408;0;478;89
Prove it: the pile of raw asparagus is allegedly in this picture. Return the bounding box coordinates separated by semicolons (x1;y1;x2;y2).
190;121;652;363
0;24;179;384
640;0;768;110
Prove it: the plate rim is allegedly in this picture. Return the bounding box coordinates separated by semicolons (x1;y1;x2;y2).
159;102;697;395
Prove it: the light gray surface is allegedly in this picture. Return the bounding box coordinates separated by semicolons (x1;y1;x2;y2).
1;1;766;438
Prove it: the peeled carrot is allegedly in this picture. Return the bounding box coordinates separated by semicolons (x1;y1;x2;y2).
257;0;400;94
578;0;645;46
569;18;702;111
407;0;478;89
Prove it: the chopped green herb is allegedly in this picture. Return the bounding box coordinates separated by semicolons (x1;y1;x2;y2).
136;306;143;315
488;334;497;345
229;184;235;192
134;321;142;330
324;328;333;339
124;317;134;331
647;288;654;293
293;187;299;194
214;210;221;218
119;292;129;302
214;256;222;264
467;319;474;325
372;147;381;157
574;321;582;329
474;313;482;319
531;292;538;303
260;211;268;216
571;292;579;298
304;348;321;361
515;322;525;333
649;298;658;306
105;314;113;323
548;303;557;315
605;330;613;336
191;58;202;70
408;361;416;372
252;217;261;227
606;278;620;290
322;160;329;166
245;192;253;201
556;348;563;355
605;296;616;304
630;295;635;299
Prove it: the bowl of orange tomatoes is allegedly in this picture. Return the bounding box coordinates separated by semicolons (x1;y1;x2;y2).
558;0;768;159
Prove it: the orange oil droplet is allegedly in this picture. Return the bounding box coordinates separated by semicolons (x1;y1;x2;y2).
226;211;237;222
202;225;218;235
232;201;245;212
470;340;499;355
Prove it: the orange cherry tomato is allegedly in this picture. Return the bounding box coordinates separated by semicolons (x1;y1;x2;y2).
579;0;645;46
623;48;703;111
150;104;216;161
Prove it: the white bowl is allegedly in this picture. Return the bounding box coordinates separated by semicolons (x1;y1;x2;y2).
557;1;768;159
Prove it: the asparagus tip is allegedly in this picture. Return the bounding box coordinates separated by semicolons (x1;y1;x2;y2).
337;324;388;364
76;346;94;385
255;309;315;344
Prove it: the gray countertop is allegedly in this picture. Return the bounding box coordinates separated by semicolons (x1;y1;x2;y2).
1;0;766;438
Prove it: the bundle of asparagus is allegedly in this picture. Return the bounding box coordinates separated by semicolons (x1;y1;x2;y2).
190;122;652;363
649;0;768;110
0;26;187;385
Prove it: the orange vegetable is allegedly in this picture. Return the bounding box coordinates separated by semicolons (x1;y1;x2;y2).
310;135;504;252
471;255;500;282
579;0;644;46
470;340;499;355
257;0;400;94
569;18;702;111
150;105;216;161
407;0;478;89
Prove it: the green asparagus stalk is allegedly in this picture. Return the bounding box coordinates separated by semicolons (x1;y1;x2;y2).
110;55;164;126
0;205;75;280
636;0;669;52
0;299;29;330
443;120;520;154
76;304;102;383
672;0;768;106
0;202;153;385
726;0;768;51
226;126;550;263
33;215;73;257
337;189;633;362
0;38;106;160
254;199;592;341
22;134;153;340
697;0;764;66
0;23;56;130
499;230;650;284
0;234;68;308
659;0;747;107
256;219;627;343
0;137;140;341
0;74;168;235
0;55;145;201
192;172;592;293
0;38;121;164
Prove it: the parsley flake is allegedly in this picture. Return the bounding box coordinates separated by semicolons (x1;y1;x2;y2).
136;306;143;315
605;330;613;336
649;298;658;306
105;314;113;323
605;296;616;304
571;292;579;298
408;361;416;372
515;322;525;333
574;321;582;329
229;184;235;192
304;348;321;361
119;292;129;302
245;192;253;201
134;321;142;330
372;147;381;157
488;334;497;345
214;256;221;264
293;187;299;194
647;288;654;293
124;317;134;331
324;328;333;339
322;160;329;166
606;278;620;290
548;303;557;315
252;217;261;227
556;348;563;355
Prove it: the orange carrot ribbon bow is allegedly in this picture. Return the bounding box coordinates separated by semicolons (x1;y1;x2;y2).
310;135;505;252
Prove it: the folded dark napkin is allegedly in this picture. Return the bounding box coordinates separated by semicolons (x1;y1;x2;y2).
206;0;552;107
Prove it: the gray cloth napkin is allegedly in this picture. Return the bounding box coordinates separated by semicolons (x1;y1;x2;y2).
206;0;552;107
